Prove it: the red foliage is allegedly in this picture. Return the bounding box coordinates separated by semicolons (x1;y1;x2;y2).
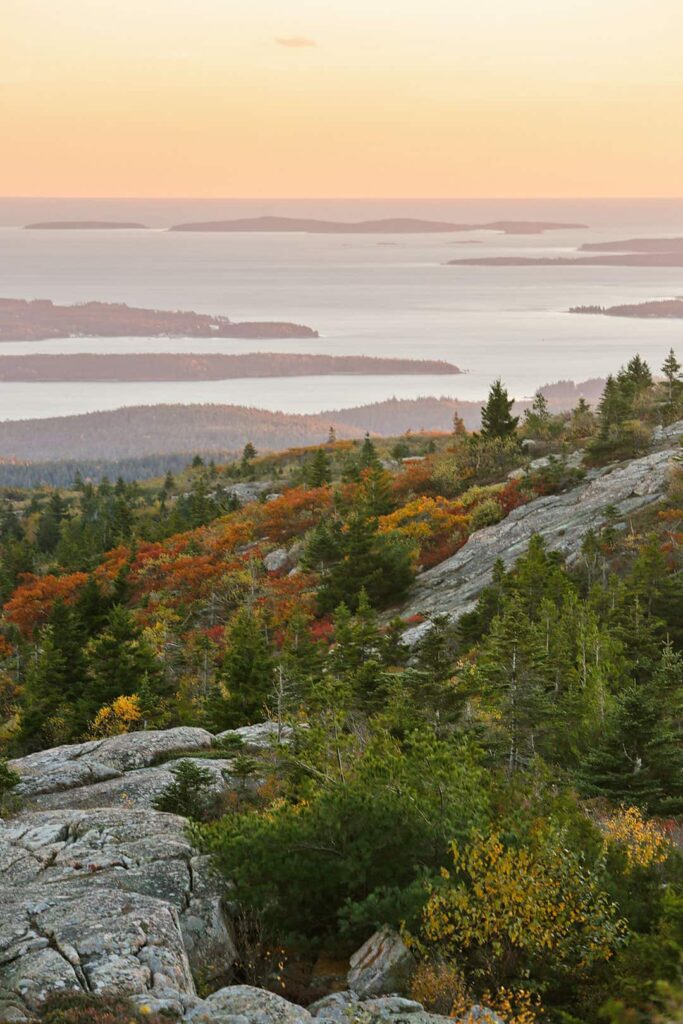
255;487;333;543
5;572;89;637
496;478;526;515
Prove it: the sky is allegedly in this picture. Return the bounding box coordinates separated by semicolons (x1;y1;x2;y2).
2;0;683;198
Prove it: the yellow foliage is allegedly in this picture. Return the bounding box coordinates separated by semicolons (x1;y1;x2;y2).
409;960;471;1017
90;694;142;738
602;805;670;870
378;496;469;542
413;829;625;984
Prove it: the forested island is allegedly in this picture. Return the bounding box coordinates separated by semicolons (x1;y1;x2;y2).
0;298;318;341
580;236;683;253
0;352;461;382
169;215;586;234
24;221;148;230
449;235;683;267
570;299;683;318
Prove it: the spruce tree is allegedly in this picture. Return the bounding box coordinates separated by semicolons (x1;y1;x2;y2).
480;380;519;439
212;607;274;729
85;605;164;721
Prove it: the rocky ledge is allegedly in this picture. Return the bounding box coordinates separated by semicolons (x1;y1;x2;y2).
400;423;683;634
2;727;495;1023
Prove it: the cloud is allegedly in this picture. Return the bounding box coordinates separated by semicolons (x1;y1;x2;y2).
275;36;316;48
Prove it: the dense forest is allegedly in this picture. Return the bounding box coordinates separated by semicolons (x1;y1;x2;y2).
0;378;606;466
2;350;683;1023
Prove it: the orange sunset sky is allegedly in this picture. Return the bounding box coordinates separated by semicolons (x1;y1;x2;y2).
2;0;682;198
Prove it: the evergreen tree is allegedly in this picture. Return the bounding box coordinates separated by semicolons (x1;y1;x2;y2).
18;603;89;748
211;608;274;729
305;448;332;488
480;380;519;439
474;597;551;772
85;605;164;721
359;433;381;469
661;348;683;415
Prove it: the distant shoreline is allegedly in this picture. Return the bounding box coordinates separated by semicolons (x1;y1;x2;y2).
569;299;683;319
25;221;148;230
168;215;587;234
0;351;462;382
0;298;318;342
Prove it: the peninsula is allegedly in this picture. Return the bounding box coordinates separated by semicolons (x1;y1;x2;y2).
569;299;683;318
0;352;462;382
24;221;148;230
447;253;683;267
0;298;318;341
448;235;683;267
169;215;586;234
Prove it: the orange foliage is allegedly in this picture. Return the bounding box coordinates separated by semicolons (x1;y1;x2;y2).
4;572;89;637
255;487;333;543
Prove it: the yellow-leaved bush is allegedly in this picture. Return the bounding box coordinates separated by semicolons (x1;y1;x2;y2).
90;694;142;738
602;805;670;870
407;827;626;998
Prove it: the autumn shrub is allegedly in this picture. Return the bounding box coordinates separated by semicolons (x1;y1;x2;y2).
412;827;626;1000
409;959;472;1016
39;991;169;1024
0;756;20;815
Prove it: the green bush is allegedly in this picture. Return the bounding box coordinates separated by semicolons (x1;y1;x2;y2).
153;758;217;819
0;756;20;815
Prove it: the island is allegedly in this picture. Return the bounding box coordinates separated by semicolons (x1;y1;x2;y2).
579;237;683;253
569;299;683;318
0;352;462;382
448;234;683;267
0;298;318;341
447;254;683;267
169;215;586;234
24;221;148;230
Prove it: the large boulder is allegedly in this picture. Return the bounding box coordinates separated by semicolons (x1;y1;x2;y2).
216;722;293;754
10;727;215;809
185;985;311;1024
347;927;415;999
0;807;236;1020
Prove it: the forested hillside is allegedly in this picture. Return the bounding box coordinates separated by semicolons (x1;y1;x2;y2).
2;351;683;1023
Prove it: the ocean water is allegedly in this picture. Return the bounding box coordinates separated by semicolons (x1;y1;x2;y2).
1;198;682;422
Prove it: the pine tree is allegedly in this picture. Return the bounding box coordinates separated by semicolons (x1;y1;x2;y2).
480;380;519;439
305;448;332;488
474;597;551;772
211;607;274;729
18;602;89;748
359;433;381;469
85;605;164;720
360;464;395;516
661;348;683;415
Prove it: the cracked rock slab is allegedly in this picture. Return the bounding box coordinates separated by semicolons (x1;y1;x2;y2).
1;808;236;1017
10;727;215;806
398;434;681;625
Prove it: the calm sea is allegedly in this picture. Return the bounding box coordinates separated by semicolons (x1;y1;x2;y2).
1;198;682;422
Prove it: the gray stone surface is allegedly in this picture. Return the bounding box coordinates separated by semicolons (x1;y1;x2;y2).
347;927;415;999
185;985;311;1024
399;431;682;624
263;548;292;573
216;722;293;753
10;728;215;807
0;808;236;1018
16;758;236;813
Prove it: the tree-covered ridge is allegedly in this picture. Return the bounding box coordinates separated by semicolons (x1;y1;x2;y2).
1;351;683;1022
